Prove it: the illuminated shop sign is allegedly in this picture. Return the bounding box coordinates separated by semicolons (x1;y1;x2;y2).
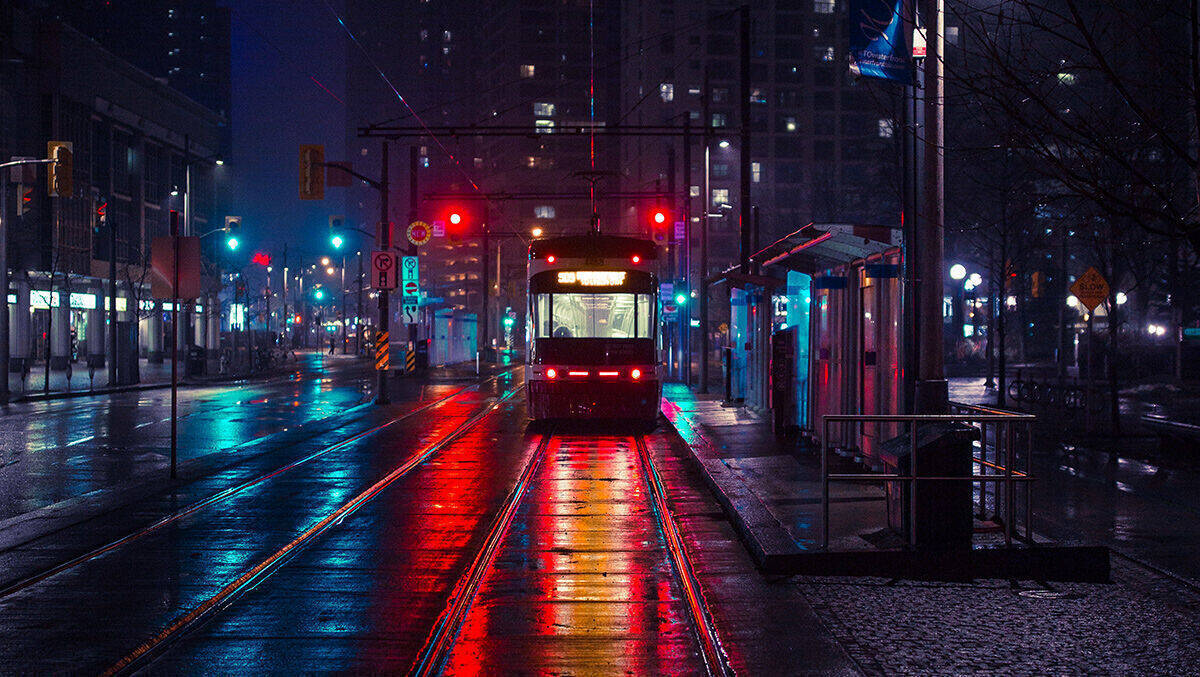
556;271;627;286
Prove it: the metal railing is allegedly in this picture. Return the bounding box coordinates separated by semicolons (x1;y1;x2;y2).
821;405;1036;550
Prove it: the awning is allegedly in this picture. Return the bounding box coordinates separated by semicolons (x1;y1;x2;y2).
752;222;899;274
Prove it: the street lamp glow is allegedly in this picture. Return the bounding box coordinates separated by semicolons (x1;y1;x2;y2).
331;234;344;249
949;264;967;280
968;272;982;287
326;266;335;276
321;256;331;266
214;159;225;166
1116;291;1128;305
531;226;543;237
718;139;731;149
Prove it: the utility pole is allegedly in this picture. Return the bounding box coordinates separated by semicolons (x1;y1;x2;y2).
407;146;419;361
738;4;751;275
108;188;119;385
357;250;364;357
481;203;490;358
914;0;948;413
281;244;289;349
377;141;391;404
683;118;693;386
700;67;712;393
169;210;180;479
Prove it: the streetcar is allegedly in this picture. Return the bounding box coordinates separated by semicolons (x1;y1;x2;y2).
526;233;662;425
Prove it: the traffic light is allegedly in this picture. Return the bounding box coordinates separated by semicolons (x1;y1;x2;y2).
224;215;241;251
329;215;345;249
675;292;688;306
251;252;271;267
17;185;33;216
443;206;469;240
299;144;325;200
47;141;73;197
503;316;515;328
314;288;325;301
648;206;669;241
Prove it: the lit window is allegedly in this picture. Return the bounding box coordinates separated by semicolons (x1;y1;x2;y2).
534;205;556;219
688;86;701;96
521;64;535;78
443;30;451;41
534;102;556;116
442;46;450;55
420;29;428;40
712;113;727;127
750;88;766;104
751;162;761;183
814;0;835;14
785;117;797;132
712;188;730;207
660;83;674;102
690;185;700;197
822;46;835;62
535;119;555;133
946;25;959;44
1057;72;1076;86
420;157;430;168
878;119;895;138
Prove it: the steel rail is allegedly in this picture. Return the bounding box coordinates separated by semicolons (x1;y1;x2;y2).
636;434;733;677
0;371;517;602
103;384;525;676
409;427;553;677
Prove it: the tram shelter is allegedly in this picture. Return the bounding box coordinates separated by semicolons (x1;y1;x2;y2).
716;222;902;441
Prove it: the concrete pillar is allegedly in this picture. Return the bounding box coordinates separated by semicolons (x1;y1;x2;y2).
147;300;164;363
50;280;71;370
86;285;105;368
10;278;30;373
206;295;220;350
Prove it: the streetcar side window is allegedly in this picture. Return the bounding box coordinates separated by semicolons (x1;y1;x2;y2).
636;293;652;338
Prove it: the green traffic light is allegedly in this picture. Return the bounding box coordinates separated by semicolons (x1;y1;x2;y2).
331;234;344;249
675;293;687;306
503;317;515;327
314;289;325;300
226;236;240;251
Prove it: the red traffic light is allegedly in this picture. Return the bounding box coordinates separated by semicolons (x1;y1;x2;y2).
653;210;666;224
251;252;271;267
449;212;462;225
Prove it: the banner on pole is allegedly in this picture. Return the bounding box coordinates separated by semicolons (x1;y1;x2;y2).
848;0;912;84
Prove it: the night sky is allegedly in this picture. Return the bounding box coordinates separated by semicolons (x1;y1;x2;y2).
228;1;347;254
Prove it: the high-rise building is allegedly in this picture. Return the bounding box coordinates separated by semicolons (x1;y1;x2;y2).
620;0;901;279
43;0;232;121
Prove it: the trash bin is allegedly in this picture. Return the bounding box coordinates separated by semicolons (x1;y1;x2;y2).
415;339;430;371
879;422;978;549
186;346;207;377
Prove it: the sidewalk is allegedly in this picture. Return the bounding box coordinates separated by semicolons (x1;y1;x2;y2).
7;358;178;400
659;383;1200;673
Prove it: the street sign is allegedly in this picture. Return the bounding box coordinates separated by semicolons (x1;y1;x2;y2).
1070;267;1109;312
663;302;678;320
407;220;432;246
431;220;445;237
660;282;674;298
402;280;419;297
401;303;419;325
371;250;398;290
673;220;685;243
401;255;419;282
149;236;202;299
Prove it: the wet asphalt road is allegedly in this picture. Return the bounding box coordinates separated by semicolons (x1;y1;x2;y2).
0;367;780;675
0;353;376;522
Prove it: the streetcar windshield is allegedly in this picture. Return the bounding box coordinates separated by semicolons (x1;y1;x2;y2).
534;293;654;339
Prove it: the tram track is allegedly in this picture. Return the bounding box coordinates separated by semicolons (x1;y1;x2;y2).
0;369;519;602
411;426;733;677
103;382;525;676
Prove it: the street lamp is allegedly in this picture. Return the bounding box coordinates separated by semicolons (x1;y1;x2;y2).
531;226;543;237
949;263;967;280
326;266;336;276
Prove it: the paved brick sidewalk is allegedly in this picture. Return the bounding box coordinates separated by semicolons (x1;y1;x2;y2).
793;557;1200;674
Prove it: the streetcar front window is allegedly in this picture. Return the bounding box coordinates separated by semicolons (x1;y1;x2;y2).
533;293;654;338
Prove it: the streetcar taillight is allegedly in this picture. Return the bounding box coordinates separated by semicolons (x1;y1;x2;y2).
545;368;557;379
630;368;642;380
631;255;640;264
546;255;556;264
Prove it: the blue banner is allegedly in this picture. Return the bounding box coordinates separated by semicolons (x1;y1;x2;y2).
848;0;911;84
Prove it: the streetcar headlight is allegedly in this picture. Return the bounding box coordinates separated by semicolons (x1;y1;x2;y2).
545;368;557;379
630;368;642;380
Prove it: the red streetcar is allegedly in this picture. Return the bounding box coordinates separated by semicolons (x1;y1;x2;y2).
525;233;662;426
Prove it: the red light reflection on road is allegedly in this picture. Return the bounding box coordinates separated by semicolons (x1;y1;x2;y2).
443;434;697;674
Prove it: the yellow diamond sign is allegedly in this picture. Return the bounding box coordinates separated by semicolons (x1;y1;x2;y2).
1069;266;1109;312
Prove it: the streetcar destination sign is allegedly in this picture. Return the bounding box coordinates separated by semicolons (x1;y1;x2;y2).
557;271;627;286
